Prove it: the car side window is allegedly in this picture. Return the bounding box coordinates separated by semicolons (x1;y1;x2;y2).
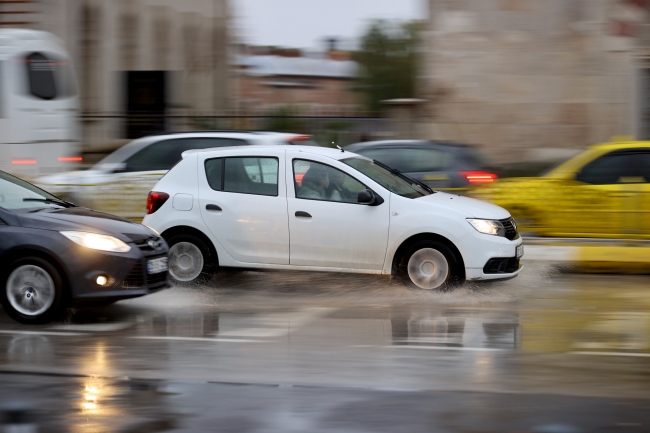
357;148;452;172
205;157;279;196
293;159;366;203
125;138;248;172
576;152;648;185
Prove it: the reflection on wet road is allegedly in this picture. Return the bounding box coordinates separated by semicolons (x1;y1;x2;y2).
0;261;649;431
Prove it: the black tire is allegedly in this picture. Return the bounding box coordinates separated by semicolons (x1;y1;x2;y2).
398;240;463;291
165;233;216;284
1;257;66;324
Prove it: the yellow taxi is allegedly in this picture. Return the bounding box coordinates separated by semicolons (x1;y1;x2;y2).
470;138;650;239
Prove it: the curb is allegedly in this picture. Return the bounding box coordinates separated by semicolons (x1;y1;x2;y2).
523;244;650;274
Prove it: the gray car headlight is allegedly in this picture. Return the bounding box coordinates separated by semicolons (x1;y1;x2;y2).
466;219;505;237
60;231;131;253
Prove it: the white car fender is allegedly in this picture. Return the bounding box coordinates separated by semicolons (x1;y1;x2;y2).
382;193;475;274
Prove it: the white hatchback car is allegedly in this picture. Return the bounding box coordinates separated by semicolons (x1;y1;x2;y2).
143;145;523;290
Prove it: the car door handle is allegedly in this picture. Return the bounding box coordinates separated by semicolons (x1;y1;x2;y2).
295;211;311;218
206;204;222;211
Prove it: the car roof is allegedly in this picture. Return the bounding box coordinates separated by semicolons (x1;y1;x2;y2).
344;140;474;152
592;139;650;150
94;131;311;167
182;144;359;161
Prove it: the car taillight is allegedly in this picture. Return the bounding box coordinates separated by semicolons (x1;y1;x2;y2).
12;159;36;165
285;135;311;143
460;171;498;185
146;191;170;214
58;156;83;162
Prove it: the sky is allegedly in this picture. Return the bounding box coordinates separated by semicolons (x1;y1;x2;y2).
232;0;425;51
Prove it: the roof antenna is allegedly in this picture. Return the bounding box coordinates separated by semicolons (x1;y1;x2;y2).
335;143;344;152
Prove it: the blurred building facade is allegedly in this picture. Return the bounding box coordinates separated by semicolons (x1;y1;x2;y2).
420;0;650;163
0;0;230;150
234;47;361;115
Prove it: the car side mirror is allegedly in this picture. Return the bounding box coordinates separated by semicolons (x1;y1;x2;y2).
357;189;384;206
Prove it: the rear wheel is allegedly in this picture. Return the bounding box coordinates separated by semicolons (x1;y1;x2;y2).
166;234;216;284
399;241;462;291
2;257;65;324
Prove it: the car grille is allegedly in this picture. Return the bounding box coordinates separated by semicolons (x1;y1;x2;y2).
500;217;519;240
121;258;168;289
133;236;165;252
122;262;145;288
483;257;520;274
146;268;168;287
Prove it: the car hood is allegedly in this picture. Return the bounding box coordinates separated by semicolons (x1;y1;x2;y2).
416;192;511;219
18;207;156;243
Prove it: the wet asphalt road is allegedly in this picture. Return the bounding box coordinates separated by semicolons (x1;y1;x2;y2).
0;258;649;432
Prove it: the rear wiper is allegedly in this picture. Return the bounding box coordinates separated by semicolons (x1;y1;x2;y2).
23;198;75;207
372;160;435;194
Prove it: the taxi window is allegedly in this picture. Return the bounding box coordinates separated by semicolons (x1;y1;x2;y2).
576;152;648;184
124;138;247;172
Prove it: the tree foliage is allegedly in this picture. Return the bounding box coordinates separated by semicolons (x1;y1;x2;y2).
355;20;421;113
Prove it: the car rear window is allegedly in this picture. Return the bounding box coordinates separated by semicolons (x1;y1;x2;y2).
355;148;453;173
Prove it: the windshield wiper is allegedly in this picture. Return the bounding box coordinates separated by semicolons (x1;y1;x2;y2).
23;198;75;208
372;160;435;194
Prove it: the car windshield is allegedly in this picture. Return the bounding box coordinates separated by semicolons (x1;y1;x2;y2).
0;171;71;212
341;157;433;199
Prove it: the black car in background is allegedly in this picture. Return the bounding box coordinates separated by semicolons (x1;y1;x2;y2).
344;140;497;191
0;170;169;324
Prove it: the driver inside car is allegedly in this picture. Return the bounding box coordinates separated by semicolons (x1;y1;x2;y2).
299;166;330;200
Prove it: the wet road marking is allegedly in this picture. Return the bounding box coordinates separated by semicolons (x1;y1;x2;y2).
570;351;650;358
48;323;134;332
353;345;506;352
216;308;335;339
0;330;87;337
129;336;266;343
389;346;506;352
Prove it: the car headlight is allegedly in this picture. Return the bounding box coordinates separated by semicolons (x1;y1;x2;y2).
60;231;131;253
467;219;505;237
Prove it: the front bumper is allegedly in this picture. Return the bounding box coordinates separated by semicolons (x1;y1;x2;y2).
65;239;170;304
458;230;524;281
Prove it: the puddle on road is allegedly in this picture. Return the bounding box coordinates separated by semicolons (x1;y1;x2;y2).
0;375;182;433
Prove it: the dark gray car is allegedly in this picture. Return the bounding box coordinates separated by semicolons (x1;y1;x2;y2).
344;140;497;191
0;170;169;324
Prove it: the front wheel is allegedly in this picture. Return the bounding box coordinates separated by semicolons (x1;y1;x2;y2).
399;241;462;291
2;258;66;324
166;234;216;284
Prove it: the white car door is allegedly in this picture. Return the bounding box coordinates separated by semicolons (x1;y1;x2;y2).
198;149;290;265
286;152;390;270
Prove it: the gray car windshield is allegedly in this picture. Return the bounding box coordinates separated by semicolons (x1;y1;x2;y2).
0;171;69;212
341;157;432;199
